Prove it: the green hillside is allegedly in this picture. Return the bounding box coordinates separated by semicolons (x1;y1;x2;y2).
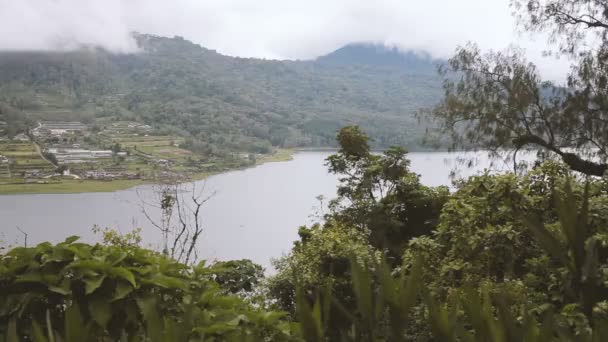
0;34;442;154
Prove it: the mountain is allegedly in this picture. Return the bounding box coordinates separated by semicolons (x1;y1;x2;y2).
0;34;443;154
316;42;441;74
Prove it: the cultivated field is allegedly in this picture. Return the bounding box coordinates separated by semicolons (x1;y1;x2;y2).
0;143;54;177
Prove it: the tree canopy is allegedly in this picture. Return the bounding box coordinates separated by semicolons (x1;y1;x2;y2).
429;0;608;176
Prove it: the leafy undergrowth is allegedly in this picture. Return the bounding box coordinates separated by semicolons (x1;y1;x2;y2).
0;238;298;341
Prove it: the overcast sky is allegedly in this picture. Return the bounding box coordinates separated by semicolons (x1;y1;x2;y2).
0;0;572;80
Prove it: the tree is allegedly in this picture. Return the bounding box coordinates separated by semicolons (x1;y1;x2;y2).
326;126;449;259
428;0;608;176
138;180;214;265
207;259;264;295
55;164;68;174
512;0;608;55
111;142;121;154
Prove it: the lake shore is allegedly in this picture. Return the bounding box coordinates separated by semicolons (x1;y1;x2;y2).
0;149;294;195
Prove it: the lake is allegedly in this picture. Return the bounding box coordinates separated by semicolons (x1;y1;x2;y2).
0;151;528;269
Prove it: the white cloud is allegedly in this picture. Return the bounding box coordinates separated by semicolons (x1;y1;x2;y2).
0;0;137;52
0;0;573;80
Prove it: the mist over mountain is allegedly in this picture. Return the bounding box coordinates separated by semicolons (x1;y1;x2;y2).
316;42;442;74
0;34;442;153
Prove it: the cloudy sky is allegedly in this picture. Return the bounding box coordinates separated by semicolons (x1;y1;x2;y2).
0;0;572;80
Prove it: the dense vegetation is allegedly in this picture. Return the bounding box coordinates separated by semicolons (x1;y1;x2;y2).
266;126;608;341
2;126;608;341
0;36;441;156
4;0;608;340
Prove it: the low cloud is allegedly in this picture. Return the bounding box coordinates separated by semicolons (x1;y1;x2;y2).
0;0;571;80
0;0;137;52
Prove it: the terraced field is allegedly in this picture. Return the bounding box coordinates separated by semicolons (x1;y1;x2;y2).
100;134;191;161
0;143;54;176
0;163;9;178
104;135;182;148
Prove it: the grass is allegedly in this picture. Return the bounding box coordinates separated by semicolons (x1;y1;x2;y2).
0;143;55;175
256;149;293;164
0;179;147;195
138;145;193;161
0;143;36;152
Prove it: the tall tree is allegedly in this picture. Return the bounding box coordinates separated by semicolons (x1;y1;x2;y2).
428;0;608;176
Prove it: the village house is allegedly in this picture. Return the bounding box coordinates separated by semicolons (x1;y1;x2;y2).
37;121;88;135
12;133;30;142
46;148;113;164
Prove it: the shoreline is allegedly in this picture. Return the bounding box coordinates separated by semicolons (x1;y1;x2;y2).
0;148;508;195
0;149;294;195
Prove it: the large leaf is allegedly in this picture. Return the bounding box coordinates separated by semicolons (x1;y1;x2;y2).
88;297;112;329
295;287;323;342
31;320;48;342
522;215;571;269
141;274;185;289
64;303;91;342
351;259;373;332
112;280;134;301
136;296;163;340
63;236;80;244
108;267;136;288
84;275;106;295
47;279;71;295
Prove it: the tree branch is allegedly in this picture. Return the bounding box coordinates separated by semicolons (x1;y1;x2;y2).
513;134;607;176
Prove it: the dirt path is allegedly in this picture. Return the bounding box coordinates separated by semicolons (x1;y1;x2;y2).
34;142;57;168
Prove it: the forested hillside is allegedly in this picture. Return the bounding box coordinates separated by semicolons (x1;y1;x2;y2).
0;34;442;154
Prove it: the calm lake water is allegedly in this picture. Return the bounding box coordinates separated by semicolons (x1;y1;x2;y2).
0;151;528;269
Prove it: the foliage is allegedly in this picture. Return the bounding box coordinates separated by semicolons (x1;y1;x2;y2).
0;238;298;341
207;259;264;296
268;126;608;340
0;35;442;154
268;126;447;334
92;226;143;248
267;222;380;319
295;178;608;341
326;126;449;259
4;128;608;341
428;0;608;176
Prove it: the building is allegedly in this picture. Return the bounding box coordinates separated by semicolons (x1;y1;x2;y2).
13;133;30;142
46;148;113;164
84;170;139;180
33;121;88;136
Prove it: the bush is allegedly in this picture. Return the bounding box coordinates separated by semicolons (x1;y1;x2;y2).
0;238;298;341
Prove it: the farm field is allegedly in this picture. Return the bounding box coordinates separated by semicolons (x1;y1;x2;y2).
0;142;54;177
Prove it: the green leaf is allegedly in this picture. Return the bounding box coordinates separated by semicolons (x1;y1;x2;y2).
64;302;91;342
426;293;457;342
136;296;163;341
112;280;134;301
522;215;571;269
296;287;323;342
351;258;373;332
31;320;49;342
84;275;106;295
63;236;80;244
108;267;136;287
141;274;185;289
88;297;112;329
47;278;71;295
15;272;44;284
